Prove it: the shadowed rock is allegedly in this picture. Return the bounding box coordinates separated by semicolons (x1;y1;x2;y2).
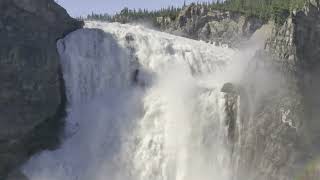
221;82;239;94
0;0;83;178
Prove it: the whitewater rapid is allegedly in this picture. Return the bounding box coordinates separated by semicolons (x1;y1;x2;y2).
22;21;258;180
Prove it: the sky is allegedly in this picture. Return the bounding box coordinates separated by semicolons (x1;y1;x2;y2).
56;0;212;17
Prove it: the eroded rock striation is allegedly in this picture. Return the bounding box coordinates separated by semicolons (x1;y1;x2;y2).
0;0;83;178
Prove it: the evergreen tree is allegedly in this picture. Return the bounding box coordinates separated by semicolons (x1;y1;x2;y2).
85;0;307;25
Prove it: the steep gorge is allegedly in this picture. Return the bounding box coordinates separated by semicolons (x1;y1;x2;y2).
2;0;320;180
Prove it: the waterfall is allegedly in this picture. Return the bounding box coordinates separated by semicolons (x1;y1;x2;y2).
22;21;258;180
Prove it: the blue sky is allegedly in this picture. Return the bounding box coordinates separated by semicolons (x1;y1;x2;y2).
56;0;212;17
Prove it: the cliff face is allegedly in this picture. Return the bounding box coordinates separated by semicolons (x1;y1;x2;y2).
228;1;320;179
0;0;83;178
158;4;265;46
231;53;304;180
266;0;320;73
266;0;320;152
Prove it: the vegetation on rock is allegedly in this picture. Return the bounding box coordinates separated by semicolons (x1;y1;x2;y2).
220;0;306;23
86;6;182;25
85;0;306;25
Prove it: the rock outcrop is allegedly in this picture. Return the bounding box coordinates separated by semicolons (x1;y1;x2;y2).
158;4;265;46
0;0;83;178
230;1;320;179
233;52;304;180
266;0;320;73
266;0;320;153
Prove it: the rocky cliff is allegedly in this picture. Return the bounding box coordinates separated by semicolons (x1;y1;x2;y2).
226;1;320;179
265;0;320;156
0;0;83;178
158;4;265;47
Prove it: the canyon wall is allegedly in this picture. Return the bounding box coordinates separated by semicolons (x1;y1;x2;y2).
230;1;320;179
0;0;82;178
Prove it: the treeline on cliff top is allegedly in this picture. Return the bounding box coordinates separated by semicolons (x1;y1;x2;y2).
84;0;306;24
222;0;305;22
86;6;182;23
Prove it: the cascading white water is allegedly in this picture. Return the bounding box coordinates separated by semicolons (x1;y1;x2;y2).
22;21;259;180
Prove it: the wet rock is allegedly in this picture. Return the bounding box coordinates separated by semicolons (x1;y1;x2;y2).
125;33;135;42
234;52;304;180
223;92;239;143
265;0;320;156
221;82;239;94
235;2;320;175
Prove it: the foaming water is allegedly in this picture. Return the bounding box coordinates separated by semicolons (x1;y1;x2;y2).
23;22;257;180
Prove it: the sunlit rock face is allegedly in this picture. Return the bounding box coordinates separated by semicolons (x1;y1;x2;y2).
0;0;82;178
265;0;320;72
157;4;265;47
